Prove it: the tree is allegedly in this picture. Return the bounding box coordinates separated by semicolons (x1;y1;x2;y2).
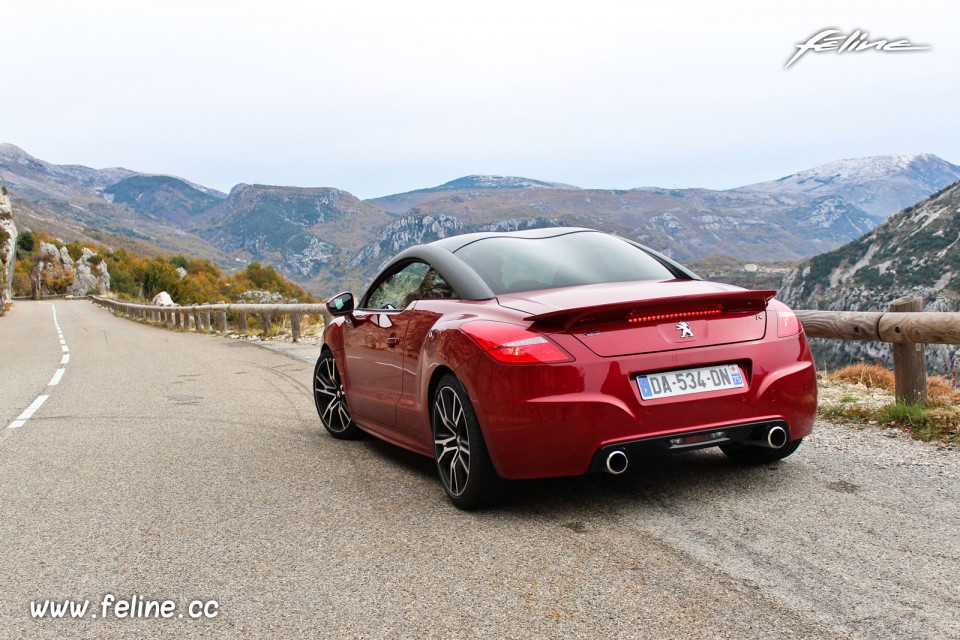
173;271;220;305
141;259;181;300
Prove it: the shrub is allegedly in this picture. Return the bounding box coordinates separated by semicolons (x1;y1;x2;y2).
66;242;84;263
16;230;34;257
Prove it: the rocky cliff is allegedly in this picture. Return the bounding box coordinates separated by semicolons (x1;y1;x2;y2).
0;185;17;303
780;181;960;372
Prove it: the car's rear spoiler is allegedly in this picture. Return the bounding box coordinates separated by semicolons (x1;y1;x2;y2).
524;290;777;330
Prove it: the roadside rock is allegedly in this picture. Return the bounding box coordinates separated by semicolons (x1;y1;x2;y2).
0;186;16;303
152;291;175;306
32;241;110;297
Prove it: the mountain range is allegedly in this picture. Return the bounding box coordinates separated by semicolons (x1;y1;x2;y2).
2;142;958;296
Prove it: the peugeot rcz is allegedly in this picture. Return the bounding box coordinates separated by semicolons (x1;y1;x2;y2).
313;228;816;509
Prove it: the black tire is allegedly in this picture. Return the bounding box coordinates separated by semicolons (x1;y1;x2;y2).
313;351;363;439
720;438;803;465
431;374;505;510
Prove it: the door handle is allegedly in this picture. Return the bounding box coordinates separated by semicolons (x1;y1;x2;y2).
386;334;400;347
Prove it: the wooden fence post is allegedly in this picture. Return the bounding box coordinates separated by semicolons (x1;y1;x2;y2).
193;311;201;331
290;313;301;342
890;297;927;405
238;312;248;332
217;311;228;333
260;312;272;336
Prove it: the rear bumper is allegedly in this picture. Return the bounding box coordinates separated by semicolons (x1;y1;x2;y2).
456;333;817;480
587;419;790;474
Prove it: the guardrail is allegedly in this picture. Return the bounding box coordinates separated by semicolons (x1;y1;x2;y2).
796;297;960;405
92;294;958;405
91;296;330;343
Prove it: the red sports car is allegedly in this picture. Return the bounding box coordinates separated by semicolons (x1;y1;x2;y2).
314;228;816;509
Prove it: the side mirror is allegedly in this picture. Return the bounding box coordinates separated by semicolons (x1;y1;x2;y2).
326;291;355;316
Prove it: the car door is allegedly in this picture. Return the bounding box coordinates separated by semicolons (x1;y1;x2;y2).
342;261;434;429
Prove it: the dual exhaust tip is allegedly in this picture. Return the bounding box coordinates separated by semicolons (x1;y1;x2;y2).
602;425;788;475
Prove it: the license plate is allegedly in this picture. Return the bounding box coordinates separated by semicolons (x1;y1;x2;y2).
637;363;744;400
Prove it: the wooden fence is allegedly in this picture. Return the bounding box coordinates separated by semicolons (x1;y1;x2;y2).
91;295;958;405
91;296;331;343
796;297;960;405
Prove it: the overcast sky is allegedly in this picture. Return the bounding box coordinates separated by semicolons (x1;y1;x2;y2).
2;0;957;198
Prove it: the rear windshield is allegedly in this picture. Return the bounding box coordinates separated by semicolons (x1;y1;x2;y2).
454;232;677;294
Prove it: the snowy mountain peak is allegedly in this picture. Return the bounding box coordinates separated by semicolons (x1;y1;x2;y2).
775;154;937;183
737;153;960;218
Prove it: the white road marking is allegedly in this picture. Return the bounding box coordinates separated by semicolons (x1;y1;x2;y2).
7;396;49;429
6;304;68;432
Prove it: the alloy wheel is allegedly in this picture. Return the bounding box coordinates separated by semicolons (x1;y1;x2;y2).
433;385;471;496
314;354;352;433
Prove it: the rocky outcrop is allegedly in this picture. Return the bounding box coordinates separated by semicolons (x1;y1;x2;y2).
31;241;110;297
0;185;17;303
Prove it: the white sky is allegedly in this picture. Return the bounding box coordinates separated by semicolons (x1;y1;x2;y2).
2;0;957;198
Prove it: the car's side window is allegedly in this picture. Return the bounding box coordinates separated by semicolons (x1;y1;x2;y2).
415;268;457;301
364;262;458;310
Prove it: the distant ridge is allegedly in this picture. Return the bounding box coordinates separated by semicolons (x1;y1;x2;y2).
431;175;580;191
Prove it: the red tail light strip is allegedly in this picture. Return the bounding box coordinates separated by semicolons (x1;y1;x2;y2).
627;304;724;325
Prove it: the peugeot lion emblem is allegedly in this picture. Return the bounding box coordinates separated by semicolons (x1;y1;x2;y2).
676;321;694;338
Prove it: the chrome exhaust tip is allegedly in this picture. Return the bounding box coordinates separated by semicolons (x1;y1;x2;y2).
744;425;789;449
605;450;629;475
767;425;788;449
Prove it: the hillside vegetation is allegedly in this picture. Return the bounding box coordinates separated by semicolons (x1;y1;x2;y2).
12;230;315;305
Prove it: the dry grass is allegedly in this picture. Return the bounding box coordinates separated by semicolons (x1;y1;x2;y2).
819;363;960;446
929;376;960;403
828;363;895;390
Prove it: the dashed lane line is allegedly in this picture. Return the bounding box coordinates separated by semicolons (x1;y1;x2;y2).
7;396;49;430
4;304;68;431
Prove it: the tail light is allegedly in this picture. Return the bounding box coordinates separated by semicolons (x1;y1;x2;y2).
771;300;801;337
460;321;573;364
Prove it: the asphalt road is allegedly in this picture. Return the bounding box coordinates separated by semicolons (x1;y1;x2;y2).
1;300;957;639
